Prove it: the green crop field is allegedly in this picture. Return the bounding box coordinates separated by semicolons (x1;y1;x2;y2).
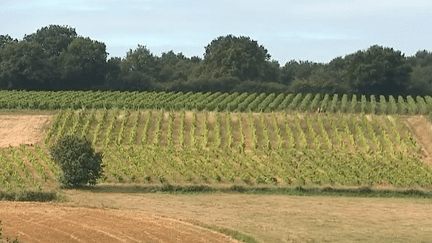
1;90;432;114
0;89;432;193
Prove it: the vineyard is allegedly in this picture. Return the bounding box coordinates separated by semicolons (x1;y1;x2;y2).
1;98;432;192
1;90;432;114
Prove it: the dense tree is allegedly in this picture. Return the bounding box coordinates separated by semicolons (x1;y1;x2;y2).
404;50;432;95
190;55;202;64
58;36;108;89
406;50;432;68
98;56;122;90
407;64;432;95
327;56;348;71
287;66;351;95
23;25;77;56
279;60;321;86
0;34;18;49
156;50;198;82
2;25;432;96
22;25;78;89
279;60;298;85
193;34;271;81
343;45;412;96
0;41;54;89
117;45;161;90
232;80;289;93
120;45;159;74
262;60;281;83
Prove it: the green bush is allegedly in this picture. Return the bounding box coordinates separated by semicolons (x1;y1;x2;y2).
49;134;105;188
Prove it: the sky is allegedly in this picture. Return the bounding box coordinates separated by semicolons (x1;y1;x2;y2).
1;0;431;65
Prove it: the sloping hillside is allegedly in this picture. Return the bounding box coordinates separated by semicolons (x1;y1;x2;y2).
1;109;432;192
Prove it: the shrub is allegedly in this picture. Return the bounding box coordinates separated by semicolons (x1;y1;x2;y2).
49;134;104;188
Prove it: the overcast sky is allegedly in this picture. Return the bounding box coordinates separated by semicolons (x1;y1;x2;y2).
1;0;431;65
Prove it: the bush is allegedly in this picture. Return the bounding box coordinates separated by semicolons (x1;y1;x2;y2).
49;134;105;188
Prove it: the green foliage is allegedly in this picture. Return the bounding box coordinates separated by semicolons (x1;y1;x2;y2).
23;24;77;57
284;62;352;95
120;44;158;75
21;24;77;90
344;45;412;96
49;134;105;188
280;60;317;85
2;25;432;96
0;41;54;89
0;35;18;49
407;64;432;95
406;49;432;68
157;50;197;82
59;36;108;89
194;34;272;81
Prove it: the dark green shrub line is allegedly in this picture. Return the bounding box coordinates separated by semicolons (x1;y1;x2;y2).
71;184;432;198
0;190;63;202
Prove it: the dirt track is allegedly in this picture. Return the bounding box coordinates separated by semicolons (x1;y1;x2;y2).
0;201;239;243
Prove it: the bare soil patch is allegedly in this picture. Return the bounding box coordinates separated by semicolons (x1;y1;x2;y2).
403;115;432;164
0;201;239;243
0;111;54;147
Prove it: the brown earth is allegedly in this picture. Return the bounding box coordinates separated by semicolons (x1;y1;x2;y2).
0;110;55;147
403;115;432;165
0;201;239;243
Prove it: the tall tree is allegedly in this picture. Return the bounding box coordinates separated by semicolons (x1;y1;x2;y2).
344;45;412;95
156;50;190;82
120;45;160;75
118;45;160;90
262;59;281;83
406;50;432;68
100;56;122;90
279;60;320;86
59;36;108;89
0;34;18;49
407;64;432;95
21;25;78;89
0;41;53;89
23;25;77;56
0;35;18;71
193;34;271;81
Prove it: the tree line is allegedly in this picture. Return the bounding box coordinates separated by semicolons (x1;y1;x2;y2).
1;24;432;97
